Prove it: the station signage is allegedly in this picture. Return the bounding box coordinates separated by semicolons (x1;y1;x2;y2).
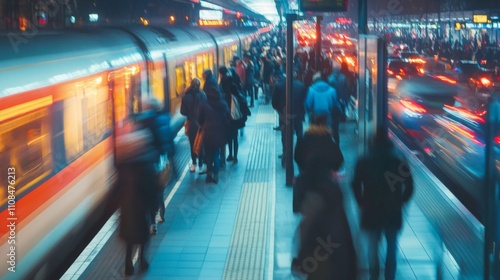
300;0;348;12
199;10;223;20
198;19;229;26
473;14;488;23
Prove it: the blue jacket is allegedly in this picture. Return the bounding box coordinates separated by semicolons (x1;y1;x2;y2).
304;80;341;126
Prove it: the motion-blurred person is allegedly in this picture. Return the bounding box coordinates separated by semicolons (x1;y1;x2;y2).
243;52;256;107
199;69;231;183
181;77;207;173
351;128;414;280
261;53;273;104
304;72;342;145
292;115;356;280
116;123;158;276
328;64;349;121
272;69;307;163
138;97;174;232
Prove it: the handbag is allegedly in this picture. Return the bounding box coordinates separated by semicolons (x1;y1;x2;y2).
193;129;204;156
156;154;171;188
230;94;243;120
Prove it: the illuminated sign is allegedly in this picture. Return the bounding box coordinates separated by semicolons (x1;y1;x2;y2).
300;0;348;12
199;10;223;20
473;14;488;23
198;20;229;26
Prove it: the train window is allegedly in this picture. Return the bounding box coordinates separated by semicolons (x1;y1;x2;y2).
0;109;52;207
64;93;85;161
184;60;196;87
209;53;214;72
175;66;186;97
82;84;111;150
150;61;165;104
196;55;204;79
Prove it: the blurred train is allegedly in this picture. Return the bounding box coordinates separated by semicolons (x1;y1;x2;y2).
0;25;262;279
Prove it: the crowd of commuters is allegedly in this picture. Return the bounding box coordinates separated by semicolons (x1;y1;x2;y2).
113;29;415;279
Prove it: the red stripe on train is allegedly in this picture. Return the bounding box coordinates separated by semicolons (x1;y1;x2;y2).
0;138;113;238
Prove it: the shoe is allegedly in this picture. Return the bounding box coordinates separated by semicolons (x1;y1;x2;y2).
150;224;157;235
198;165;207;174
249;104;254;108
227;155;234;161
278;154;283;158
125;264;134;276
206;174;214;183
233;158;238;164
159;216;165;223
189;164;196;172
212;173;219;183
140;259;150;272
273;126;281;131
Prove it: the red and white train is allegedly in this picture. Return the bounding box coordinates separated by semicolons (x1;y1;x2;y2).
0;25;262;279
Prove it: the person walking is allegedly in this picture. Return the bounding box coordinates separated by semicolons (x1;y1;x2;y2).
181;77;207;173
199;69;231;183
351;128;414;280
116;123;158;276
292;115;357;280
243;52;256;107
304;72;342;145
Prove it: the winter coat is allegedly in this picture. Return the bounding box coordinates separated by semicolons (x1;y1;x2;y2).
203;73;222;100
272;78;307;122
181;87;207;135
198;93;231;148
352;147;414;230
328;69;349;102
294;125;344;175
304;80;341;128
293;126;355;279
118;146;158;245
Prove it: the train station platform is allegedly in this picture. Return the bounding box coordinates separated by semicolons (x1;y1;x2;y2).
61;99;484;280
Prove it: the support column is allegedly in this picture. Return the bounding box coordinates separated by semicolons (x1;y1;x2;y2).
285;13;297;186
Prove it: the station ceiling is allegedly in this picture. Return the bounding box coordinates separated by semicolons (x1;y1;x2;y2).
202;0;293;23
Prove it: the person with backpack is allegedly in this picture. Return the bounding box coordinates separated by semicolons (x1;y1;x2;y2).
181;77;207;173
136;97;174;234
219;66;250;164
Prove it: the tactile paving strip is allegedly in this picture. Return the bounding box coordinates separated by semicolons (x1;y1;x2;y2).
223;104;276;280
223;182;269;280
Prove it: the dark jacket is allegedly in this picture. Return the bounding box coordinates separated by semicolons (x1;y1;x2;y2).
181;87;207;134
198;92;231;148
118;146;158;244
294;125;344;175
203;72;222;100
244;60;255;87
136;111;173;156
271;78;307;122
293;126;356;280
352;146;414;230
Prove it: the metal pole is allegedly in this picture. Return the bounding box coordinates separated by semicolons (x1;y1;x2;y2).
358;0;367;35
485;97;500;279
315;15;323;71
285;13;297;186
